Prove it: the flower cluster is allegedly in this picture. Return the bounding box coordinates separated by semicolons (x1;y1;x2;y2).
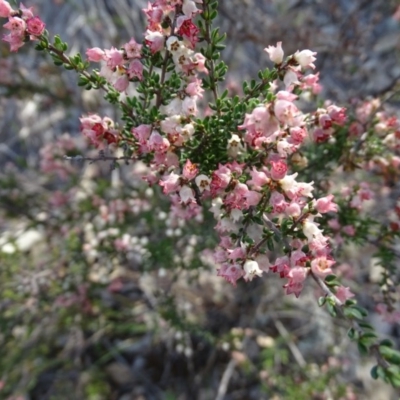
3;1;400;391
1;1;356;302
1;1;45;51
80;114;119;149
86;38;143;93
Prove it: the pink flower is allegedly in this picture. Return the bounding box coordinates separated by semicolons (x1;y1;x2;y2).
269;191;287;214
148;130;170;153
264;41;284;64
194;52;208;74
313;127;332;143
176;15;200;49
80;113;102;129
20;3;34;19
86;47;105;62
294;49;317;69
327;105;346;125
127;59;143;80
26;16;45;36
182;0;201;17
335;286;355;303
271;256;290;278
301;73;322;94
311;256;335;278
2;32;24;52
132;124;151;144
124;37;142;58
211;164;232;194
270;160;288;180
284;266;308;297
289;127;307;145
274;92;303;127
0;0;13;18
290;250;308;268
182;159;198;180
159;172;181;194
217;263;244;287
228;246;246;260
186;78;204;97
113;73;129;93
285;201;301;217
145;30;165;53
143;2;164;28
318;113;332;129
104;47;124;68
3;17;26;35
315;194;338;214
245;190;262;206
247;168;270;191
342;225;356;236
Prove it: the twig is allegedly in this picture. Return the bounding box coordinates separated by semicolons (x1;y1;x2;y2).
64;155;135;164
310;270;343;307
273;319;306;368
215;359;237;400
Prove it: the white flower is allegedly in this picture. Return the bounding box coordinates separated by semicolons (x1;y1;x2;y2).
227;134;244;158
264;41;284;64
179;185;195;204
243;260;263;281
195;174;211;192
294;49;317;69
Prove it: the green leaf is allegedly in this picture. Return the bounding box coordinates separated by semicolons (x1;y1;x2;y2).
370;365;379;379
352;305;368;317
209;10;218;20
358;341;369;356
360;332;377;340
326;301;337;317
77;75;89;86
358;321;374;330
389;375;400;387
318;296;326;307
325;274;338;282
347;327;358;340
380;339;394;348
379;345;400;364
343;306;364;320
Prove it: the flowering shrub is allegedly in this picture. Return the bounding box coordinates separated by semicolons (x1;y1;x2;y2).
1;0;400;397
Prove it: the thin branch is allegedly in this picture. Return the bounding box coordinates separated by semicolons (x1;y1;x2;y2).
215;359;237;400
273;319;307;368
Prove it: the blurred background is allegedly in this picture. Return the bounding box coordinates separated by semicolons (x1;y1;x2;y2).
1;1;400;399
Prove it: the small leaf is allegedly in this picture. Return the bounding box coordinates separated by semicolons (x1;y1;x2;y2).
318;296;326;307
358;321;374;330
358;341;369;356
370;365;379;380
347;327;357;340
360;332;377;340
379;345;400;364
380;339;394;348
325;274;337;282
